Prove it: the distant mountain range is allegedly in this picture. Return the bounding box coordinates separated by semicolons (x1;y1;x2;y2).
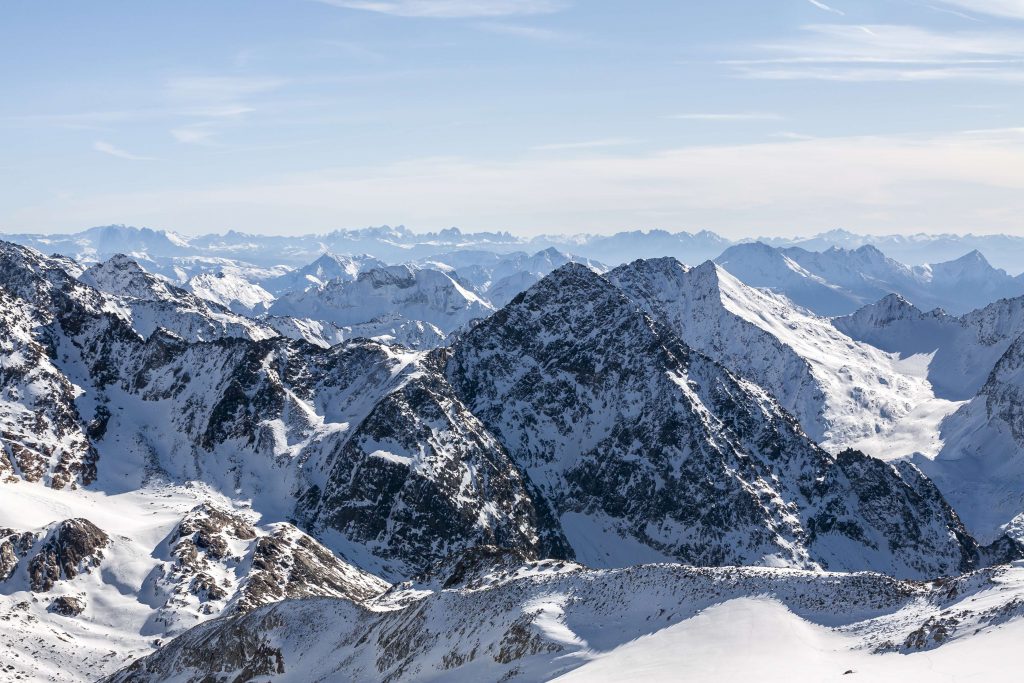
6;224;1024;273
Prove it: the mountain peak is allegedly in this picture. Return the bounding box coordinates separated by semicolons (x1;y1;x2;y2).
530;261;605;292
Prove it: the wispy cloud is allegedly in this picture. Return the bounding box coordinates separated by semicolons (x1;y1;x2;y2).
476;21;575;41
93;141;157;161
935;1;1024;19
923;3;984;21
531;138;639;150
726;23;1024;81
170;124;217;145
315;0;566;18
668;113;784;121
164;76;287;103
806;0;845;15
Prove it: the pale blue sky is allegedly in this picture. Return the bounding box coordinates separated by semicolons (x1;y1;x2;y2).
3;0;1024;236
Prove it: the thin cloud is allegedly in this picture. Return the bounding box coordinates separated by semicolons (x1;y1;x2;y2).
923;3;984;20
315;0;566;18
727;23;1024;81
935;1;1024;19
170;125;217;145
93;141;157;161
772;131;816;140
668;113;784;121
806;0;846;15
476;21;575;41
164;76;287;103
531;138;640;150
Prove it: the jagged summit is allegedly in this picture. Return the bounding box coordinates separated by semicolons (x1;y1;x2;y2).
449;262;1007;576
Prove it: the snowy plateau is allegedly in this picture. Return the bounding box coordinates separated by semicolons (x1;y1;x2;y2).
4;226;1024;682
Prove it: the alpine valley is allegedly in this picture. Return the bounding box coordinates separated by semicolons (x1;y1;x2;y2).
4;227;1024;682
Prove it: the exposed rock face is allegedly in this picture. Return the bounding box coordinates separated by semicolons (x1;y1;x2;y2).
49;595;86;616
447;264;1014;577
0;287;98;488
609;258;939;453
606;259;817;445
27;519;109;592
300;351;569;574
145;504;389;634
232;524;389;613
0;528;36;581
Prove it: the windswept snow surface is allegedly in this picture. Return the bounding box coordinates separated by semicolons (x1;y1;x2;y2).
0;480;231;682
104;557;1024;683
553;596;1024;683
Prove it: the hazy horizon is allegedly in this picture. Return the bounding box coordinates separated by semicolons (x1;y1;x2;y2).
5;223;1024;241
4;1;1024;237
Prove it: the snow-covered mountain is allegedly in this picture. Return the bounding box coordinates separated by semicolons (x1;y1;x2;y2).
7;223;1024;274
268;264;494;343
606;258;949;455
261;252;387;296
829;292;1024;547
478;247;606;308
766;228;1024;275
0;484;388;683
79;254;278;342
912;333;1024;546
185;271;274;314
5;238;1024;682
717;243;1024;316
715;242;863;316
447;263;1010;575
835;294;1024;400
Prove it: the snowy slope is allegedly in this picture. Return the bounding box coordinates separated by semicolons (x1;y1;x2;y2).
262;252;386;296
0;480;387;683
79;254;278;343
911;333;1024;546
835;293;1024;400
715;242;863;316
185;271;274;314
607;258;952;455
718;243;1024;317
104;550;1024;683
269;264;494;338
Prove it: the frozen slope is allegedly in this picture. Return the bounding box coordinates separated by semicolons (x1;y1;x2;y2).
80;254;278;342
914;333;1024;545
268;264;493;341
185;271;274;314
0;480;388;683
608;258;953;455
105;551;1024;683
835;293;1024;401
